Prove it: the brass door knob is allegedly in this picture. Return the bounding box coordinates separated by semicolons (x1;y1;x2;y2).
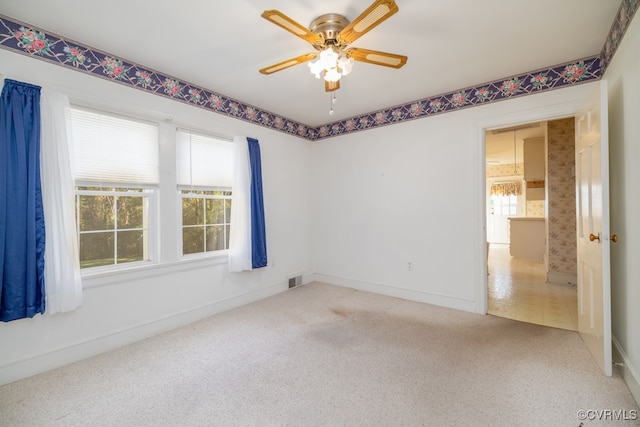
611;234;618;243
590;233;600;242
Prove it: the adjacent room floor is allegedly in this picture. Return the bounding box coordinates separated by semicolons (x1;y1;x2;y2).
488;243;578;331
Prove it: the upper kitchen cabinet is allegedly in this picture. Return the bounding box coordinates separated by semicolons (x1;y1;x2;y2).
523;137;545;182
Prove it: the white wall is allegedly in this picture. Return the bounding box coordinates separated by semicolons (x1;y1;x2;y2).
311;84;595;314
605;10;640;404
0;49;314;385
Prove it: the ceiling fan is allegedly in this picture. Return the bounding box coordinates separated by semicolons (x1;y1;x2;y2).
259;0;408;92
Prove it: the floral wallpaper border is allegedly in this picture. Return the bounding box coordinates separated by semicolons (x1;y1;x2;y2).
600;0;639;73
313;56;600;140
1;0;637;141
0;14;313;140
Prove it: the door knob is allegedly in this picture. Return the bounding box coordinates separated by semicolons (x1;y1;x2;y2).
590;233;600;242
611;234;618;243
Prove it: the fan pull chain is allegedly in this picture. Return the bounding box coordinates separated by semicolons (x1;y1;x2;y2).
329;92;337;115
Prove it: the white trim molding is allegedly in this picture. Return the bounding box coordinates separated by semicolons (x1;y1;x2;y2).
311;274;478;314
546;271;578;286
613;335;640;406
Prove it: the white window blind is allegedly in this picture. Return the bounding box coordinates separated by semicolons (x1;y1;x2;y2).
70;107;159;184
176;130;233;188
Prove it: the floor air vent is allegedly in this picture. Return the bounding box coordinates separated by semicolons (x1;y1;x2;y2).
288;275;302;289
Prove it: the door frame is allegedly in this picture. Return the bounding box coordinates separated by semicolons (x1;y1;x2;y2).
473;84;601;314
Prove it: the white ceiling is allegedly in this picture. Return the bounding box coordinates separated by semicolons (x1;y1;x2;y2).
0;0;621;127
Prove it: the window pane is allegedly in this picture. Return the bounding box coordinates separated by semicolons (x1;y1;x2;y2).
117;230;144;264
79;195;114;231
79;232;114;268
206;225;225;251
183;226;204;255
118;196;143;229
206;199;225;224
182;198;203;226
225;199;231;221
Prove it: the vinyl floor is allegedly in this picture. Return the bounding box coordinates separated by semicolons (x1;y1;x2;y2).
488;243;578;331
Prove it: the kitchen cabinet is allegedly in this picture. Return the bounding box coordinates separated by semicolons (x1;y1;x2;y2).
508;217;545;261
523;137;545;182
523;137;545;201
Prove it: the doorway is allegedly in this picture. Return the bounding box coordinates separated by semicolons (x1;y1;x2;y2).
485;119;578;331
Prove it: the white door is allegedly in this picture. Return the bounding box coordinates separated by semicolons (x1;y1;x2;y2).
488;194;517;244
575;80;612;376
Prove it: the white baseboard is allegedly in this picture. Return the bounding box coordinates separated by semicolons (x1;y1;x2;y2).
0;281;287;386
310;274;477;313
613;335;640;406
546;271;577;286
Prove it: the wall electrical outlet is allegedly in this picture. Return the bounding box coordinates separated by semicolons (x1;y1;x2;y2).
407;262;413;271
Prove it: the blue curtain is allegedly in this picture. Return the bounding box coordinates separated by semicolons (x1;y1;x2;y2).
0;79;46;322
247;137;267;269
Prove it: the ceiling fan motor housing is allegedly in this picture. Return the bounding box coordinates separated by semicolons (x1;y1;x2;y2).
309;13;350;48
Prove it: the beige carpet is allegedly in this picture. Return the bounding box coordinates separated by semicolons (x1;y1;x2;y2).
1;282;638;426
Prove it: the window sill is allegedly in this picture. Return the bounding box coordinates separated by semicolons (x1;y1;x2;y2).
82;254;228;289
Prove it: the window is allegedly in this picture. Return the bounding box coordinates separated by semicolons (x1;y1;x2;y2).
176;130;233;256
181;190;231;255
76;187;152;268
490;194;518;216
71;107;159;270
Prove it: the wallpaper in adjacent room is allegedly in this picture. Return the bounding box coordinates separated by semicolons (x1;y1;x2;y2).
486;163;524;178
547;117;577;278
526;200;545;217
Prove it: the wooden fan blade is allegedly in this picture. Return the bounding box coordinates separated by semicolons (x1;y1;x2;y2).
345;48;407;69
262;10;323;45
325;80;340;92
338;0;399;45
260;53;318;75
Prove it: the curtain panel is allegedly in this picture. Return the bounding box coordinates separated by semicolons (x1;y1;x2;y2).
247;137;267;269
0;79;46;322
228;136;267;272
40;90;82;314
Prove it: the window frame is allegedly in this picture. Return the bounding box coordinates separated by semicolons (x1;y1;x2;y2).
75;183;159;274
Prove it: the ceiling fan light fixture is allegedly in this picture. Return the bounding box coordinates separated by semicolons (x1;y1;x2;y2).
261;0;406;94
308;47;351;82
324;67;342;83
338;55;354;76
319;48;339;67
308;60;324;78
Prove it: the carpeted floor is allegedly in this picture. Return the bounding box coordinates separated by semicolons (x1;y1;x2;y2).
1;282;638;426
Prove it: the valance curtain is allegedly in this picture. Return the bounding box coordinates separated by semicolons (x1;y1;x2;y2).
0;79;46;322
490;181;522;197
228;136;267;272
40;90;82;314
